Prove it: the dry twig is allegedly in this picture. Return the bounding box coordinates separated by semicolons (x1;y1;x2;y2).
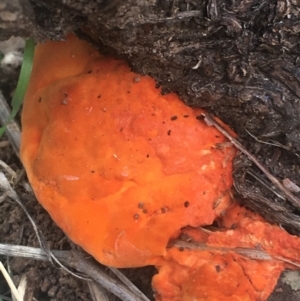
0;244;150;301
200;113;300;210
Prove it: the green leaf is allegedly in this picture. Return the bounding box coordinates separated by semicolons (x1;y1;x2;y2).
0;38;35;137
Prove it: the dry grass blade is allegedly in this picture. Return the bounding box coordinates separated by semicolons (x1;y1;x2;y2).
0;91;21;158
0;244;68;261
0;160;16;179
16;274;27;301
0;261;23;301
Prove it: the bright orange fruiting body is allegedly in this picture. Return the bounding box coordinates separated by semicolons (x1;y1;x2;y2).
21;34;300;301
21;34;234;267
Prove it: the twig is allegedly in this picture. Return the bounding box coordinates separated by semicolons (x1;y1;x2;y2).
0;244;150;301
142;10;202;24
200;113;300;210
246;169;285;200
0;243;68;261
171;240;300;269
172;240;273;260
245;127;290;151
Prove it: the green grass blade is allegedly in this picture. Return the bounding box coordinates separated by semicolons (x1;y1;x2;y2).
0;38;35;137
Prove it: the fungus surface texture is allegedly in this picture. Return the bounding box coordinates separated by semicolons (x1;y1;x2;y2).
21;34;300;301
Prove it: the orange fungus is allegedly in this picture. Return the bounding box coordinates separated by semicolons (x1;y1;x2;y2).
20;34;300;301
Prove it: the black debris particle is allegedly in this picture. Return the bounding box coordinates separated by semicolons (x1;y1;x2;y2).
170;116;178;121
231;224;237;230
184;201;190;208
215;265;221;273
167;130;171;136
